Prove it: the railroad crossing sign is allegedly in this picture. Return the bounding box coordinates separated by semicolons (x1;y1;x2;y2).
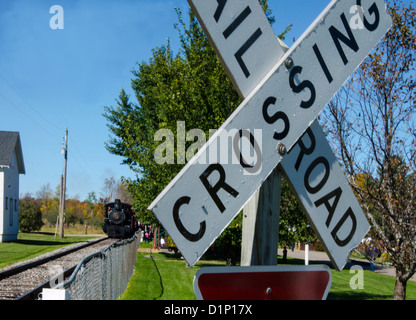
149;0;392;269
194;265;332;300
281;120;369;270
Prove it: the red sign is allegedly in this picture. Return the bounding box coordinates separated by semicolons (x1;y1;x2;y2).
194;265;332;300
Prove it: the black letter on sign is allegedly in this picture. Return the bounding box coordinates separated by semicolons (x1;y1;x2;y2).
304;157;330;194
356;0;380;31
331;207;357;247
313;44;333;83
200;164;239;213
262;96;290;140
329;13;359;65
173;196;206;242
214;0;227;22
289;66;316;109
233;129;262;175
314;187;342;227
223;6;251;39
235;28;262;78
292;127;316;171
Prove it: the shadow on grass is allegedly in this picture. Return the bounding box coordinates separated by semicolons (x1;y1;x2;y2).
327;291;391;300
277;256;333;267
30;232;56;236
12;239;73;246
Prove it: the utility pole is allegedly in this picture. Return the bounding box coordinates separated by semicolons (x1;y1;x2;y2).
58;127;68;239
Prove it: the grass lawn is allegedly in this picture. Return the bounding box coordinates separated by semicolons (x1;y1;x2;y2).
0;232;100;269
39;224;105;235
121;251;225;300
328;266;416;300
121;251;416;300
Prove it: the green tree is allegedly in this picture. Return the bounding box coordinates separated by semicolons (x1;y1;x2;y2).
210;212;243;266
85;191;97;217
103;8;241;224
36;183;59;226
19;196;43;233
279;178;316;247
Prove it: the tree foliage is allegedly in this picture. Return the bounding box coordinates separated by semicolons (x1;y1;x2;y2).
279;179;316;246
324;0;416;300
104;8;240;225
19;196;43;233
34;183;107;229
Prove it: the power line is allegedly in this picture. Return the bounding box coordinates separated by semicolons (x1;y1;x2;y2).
0;71;62;132
0;71;104;194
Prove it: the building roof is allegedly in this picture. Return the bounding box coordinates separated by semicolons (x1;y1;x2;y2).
0;131;25;174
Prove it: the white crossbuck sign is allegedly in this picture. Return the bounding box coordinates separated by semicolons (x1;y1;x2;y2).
149;0;392;270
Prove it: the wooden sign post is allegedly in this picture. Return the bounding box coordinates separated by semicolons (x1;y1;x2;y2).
241;168;282;266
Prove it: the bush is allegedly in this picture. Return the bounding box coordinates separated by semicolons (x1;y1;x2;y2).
19;197;44;232
206;213;242;265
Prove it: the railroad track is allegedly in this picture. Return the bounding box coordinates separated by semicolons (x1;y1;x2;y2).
0;237;118;300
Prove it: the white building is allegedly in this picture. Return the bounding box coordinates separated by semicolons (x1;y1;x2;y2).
0;131;25;242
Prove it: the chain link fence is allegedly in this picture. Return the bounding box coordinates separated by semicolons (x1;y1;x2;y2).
53;232;141;300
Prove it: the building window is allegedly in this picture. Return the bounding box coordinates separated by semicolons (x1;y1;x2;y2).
9;198;13;226
15;199;17;211
5;197;8;210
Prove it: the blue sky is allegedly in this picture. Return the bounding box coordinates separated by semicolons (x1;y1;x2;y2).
0;0;368;200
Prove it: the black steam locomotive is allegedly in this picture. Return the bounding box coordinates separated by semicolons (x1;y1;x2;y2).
102;199;139;239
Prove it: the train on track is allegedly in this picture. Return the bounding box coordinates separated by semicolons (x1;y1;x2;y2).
102;199;139;239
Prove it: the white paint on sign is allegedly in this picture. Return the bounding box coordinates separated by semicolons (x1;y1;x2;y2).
149;0;391;267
